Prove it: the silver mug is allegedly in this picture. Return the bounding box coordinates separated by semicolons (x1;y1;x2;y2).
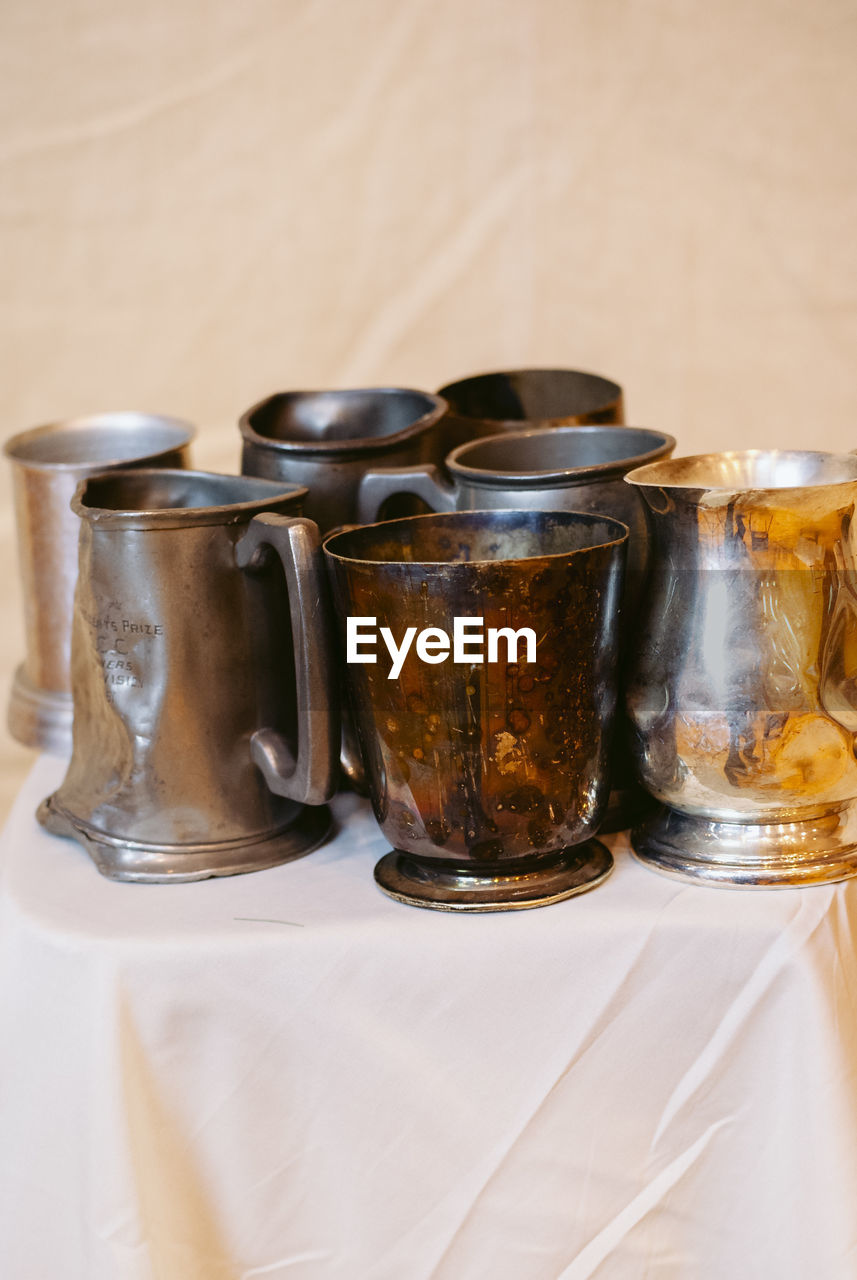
436;367;624;454
625;449;857;887
240;386;448;792
4;411;195;753
38;469;339;882
239;387;448;531
357;425;676;831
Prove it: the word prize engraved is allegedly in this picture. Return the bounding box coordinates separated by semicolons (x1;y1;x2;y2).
81;605;165;691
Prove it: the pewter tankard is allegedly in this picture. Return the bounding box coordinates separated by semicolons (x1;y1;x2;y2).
625;449;857;887
239;387;448;530
240;387;449;793
436;367;624;454
38;469;339;882
4;412;194;753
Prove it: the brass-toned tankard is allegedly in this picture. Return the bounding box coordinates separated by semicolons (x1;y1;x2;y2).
625;449;857;887
38;469;339;882
4;412;194;753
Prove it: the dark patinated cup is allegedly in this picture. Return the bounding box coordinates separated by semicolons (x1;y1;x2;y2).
436;367;624;453
324;509;628;911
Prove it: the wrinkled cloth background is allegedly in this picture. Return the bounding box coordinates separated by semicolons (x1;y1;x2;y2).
2;0;856;814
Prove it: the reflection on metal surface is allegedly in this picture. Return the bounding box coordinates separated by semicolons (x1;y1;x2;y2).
625;449;857;887
4;412;195;753
325;509;627;910
38;469;338;883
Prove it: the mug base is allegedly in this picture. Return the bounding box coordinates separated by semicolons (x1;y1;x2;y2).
36;794;333;883
373;840;613;912
631;803;857;888
8;664;72;755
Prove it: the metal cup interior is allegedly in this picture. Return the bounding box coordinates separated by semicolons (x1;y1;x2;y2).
239;388;447;451
437;368;624;427
4;411;195;470
325;506;628;564
74;468;308;523
625;448;857;491
446;424;675;482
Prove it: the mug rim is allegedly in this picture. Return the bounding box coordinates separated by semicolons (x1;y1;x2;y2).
323;507;629;568
238;387;448;457
625;448;857;492
445;425;675;487
3;412;196;471
72;467;308;529
437;367;623;426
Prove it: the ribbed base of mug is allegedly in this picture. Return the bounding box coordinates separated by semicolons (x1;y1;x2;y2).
37;793;333;883
631;802;857;888
374;840;613;912
7;664;72;755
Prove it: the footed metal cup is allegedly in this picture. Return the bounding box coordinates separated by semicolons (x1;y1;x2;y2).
625;450;857;887
324;509;627;911
4;412;194;753
38;469;339;882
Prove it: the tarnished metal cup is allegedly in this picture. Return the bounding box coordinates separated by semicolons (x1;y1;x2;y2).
436;367;624;453
38;469;339;883
240;386;448;793
356;425;676;831
4;411;195;753
239;387;448;530
625;449;857;887
324;509;628;911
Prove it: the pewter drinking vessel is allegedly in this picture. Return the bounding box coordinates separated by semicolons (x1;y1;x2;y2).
239;387;447;531
357;425;676;830
625;449;857;887
4;412;194;752
38;469;339;882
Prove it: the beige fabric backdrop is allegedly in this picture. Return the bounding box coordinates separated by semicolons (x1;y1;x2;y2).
1;0;856;816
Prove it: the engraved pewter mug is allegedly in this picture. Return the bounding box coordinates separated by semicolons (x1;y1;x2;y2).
4;412;194;753
239;387;448;530
625;450;857;887
38;469;339;882
324;509;628;911
357;425;676;831
436;367;624;454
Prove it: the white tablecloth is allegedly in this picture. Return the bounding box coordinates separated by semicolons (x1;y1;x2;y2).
2;756;857;1280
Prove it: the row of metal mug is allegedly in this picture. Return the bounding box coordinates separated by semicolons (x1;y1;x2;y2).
7;374;857;905
5;369;626;753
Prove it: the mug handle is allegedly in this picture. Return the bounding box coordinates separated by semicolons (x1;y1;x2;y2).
235;513;339;807
355;464;457;524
